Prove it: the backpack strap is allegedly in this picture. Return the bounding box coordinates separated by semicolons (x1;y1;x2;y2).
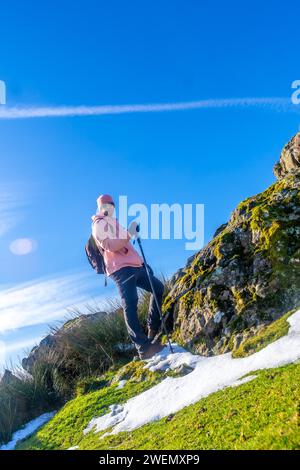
91;221;109;286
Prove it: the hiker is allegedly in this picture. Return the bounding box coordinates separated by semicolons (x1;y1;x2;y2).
91;194;165;360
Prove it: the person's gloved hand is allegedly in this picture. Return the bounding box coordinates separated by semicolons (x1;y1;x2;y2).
128;221;139;239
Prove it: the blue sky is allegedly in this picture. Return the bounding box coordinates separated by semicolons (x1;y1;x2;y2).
0;0;300;368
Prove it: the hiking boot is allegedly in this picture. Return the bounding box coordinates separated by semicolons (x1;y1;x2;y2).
139;342;165;360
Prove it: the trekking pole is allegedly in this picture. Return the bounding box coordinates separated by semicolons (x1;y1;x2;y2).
135;226;174;354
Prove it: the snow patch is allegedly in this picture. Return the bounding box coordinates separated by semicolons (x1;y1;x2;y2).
0;411;56;450
84;309;300;438
84;404;124;435
229;374;257;387
116;380;127;389
144;343;199;372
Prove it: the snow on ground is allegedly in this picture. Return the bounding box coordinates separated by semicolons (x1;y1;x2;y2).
84;309;300;438
144;344;199;372
0;412;56;450
116;380;127;389
229;374;257;387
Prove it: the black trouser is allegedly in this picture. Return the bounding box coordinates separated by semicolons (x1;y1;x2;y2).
110;264;164;354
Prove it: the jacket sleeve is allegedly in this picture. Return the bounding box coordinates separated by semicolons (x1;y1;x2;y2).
93;220;131;253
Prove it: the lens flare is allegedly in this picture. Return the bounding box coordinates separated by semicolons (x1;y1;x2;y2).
9;238;37;255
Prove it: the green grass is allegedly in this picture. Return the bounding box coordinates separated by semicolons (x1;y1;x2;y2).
1;279;171;446
18;362;300;450
17;360;165;450
16;306;300;451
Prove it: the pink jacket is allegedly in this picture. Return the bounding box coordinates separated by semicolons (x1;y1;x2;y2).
91;214;143;276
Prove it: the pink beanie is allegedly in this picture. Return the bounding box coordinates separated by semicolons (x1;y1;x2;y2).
97;194;114;210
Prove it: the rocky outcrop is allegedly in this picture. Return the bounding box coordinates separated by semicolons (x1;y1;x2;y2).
22;312;106;372
273;132;300;179
0;369;22;387
164;134;300;356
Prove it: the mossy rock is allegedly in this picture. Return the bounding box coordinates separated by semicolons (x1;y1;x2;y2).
164;162;300;356
111;360;158;384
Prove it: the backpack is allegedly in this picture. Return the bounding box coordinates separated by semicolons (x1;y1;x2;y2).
85;234;108;285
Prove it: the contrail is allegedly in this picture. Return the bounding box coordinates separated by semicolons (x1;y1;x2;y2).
0;97;296;120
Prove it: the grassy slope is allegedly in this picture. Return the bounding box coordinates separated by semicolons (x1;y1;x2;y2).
17;308;300;451
80;363;300;450
17;362;163;450
18;363;300;450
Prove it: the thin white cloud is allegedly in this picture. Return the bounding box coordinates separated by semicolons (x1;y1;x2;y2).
4;336;43;354
0;269;114;334
0;336;46;369
0;341;4;366
0;184;29;236
0;97;296;120
0;336;47;369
